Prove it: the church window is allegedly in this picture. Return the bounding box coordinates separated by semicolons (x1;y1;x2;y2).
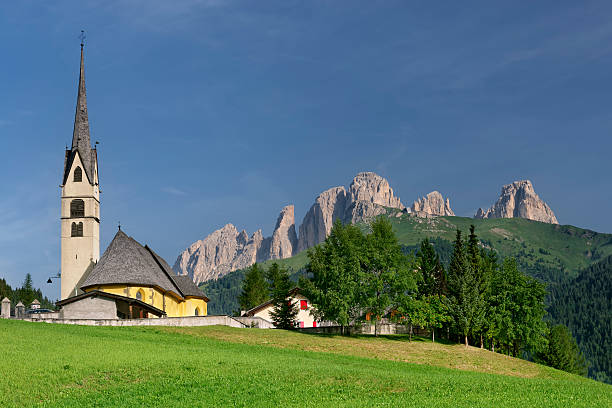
70;199;85;217
74;167;82;182
71;222;83;237
195;307;200;316
136;290;144;301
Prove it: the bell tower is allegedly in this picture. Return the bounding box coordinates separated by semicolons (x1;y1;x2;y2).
60;39;100;300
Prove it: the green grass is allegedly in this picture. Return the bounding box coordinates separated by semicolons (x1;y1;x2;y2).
1;320;610;407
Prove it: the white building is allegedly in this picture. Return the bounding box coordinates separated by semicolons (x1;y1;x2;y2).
243;288;318;328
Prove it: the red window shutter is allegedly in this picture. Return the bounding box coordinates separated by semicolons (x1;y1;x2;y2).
300;300;307;310
299;321;304;328
313;321;317;328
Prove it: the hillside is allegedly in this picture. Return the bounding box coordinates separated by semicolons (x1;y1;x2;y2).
1;320;610;407
549;255;612;383
202;214;612;314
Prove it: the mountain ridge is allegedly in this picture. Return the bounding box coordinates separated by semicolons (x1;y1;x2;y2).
175;173;560;283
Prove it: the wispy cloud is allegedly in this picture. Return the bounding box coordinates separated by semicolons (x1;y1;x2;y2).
161;186;189;196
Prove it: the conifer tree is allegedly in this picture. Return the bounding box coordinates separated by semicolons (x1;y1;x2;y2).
417;238;446;297
238;263;269;311
447;229;480;347
466;225;488;348
266;263;298;329
537;324;588;376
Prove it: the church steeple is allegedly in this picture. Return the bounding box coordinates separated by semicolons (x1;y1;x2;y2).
63;38;96;186
72;41;91;152
60;33;101;300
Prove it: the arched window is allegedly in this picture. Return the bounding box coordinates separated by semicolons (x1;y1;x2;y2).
73;167;82;182
195;307;200;316
136;289;144;301
71;222;83;237
70;199;85;218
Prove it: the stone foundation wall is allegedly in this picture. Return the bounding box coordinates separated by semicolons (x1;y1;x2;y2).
24;315;272;328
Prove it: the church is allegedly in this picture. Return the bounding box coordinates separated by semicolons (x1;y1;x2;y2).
56;42;208;319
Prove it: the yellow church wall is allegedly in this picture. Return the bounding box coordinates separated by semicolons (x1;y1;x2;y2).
85;285;207;318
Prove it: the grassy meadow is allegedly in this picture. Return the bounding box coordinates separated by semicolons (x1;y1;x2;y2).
1;320;610;407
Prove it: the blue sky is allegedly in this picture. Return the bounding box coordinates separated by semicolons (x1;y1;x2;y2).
1;1;611;298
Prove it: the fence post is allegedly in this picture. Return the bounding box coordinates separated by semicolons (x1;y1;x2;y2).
1;297;10;318
15;302;25;319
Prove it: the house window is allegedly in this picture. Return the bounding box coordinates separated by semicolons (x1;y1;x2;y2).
74;167;82;182
313;321;317;328
195;308;200;316
71;222;83;237
299;321;304;328
70;199;85;217
300;300;308;310
136;290;144;301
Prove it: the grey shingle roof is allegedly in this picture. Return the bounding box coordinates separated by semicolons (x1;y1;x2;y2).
80;229;207;300
174;275;207;299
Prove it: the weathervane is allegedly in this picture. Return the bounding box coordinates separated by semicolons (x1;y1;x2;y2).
79;30;86;48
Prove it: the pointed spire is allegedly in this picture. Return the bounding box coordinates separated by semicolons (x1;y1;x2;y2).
72;41;91;151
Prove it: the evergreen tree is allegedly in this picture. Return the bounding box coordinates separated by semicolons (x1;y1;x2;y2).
537;324;588;376
266;263;298;329
466;225;488;348
17;273;37;306
416;238;447;296
447;229;481;347
238;264;269;311
300;220;364;334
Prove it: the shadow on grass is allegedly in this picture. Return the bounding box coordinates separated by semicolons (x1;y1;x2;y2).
296;330;458;346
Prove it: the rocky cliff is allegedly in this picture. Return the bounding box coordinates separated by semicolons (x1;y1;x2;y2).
475;180;558;224
267;205;298;260
172;224;264;285
297;172;404;251
175;172;405;282
173;205;298;284
411;191;455;217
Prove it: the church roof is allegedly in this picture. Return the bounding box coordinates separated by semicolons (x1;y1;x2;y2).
62;44;97;186
80;229;208;301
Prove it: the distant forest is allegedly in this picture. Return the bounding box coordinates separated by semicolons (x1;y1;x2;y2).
548;255;612;383
0;274;55;314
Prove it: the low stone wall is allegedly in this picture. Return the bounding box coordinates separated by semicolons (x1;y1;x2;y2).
233;316;275;329
26;315;251;328
298;324;432;336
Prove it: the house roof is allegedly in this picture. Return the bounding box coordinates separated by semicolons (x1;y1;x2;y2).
80;229;207;301
174;275;208;299
243;287;302;317
56;290;165;317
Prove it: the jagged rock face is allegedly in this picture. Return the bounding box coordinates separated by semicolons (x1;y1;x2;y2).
268;205;298;260
173;224;264;284
177;172;407;284
475;180;558;224
173;205;298;283
297;172;404;251
411;191;455;217
348;172;404;210
297;187;348;252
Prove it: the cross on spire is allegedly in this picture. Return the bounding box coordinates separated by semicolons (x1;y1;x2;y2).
79;30;86;48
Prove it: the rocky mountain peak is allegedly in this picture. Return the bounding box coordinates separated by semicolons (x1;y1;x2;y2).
411;191;455;217
348;172;404;209
475;180;558;224
267;205;298;260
